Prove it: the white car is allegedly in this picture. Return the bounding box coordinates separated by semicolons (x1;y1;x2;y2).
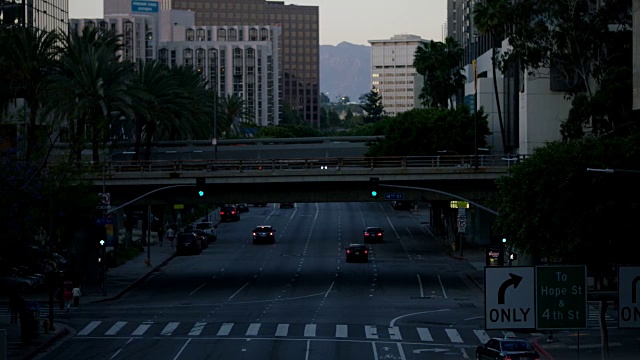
195;221;218;243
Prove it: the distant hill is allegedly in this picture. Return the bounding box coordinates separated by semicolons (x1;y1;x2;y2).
320;42;370;103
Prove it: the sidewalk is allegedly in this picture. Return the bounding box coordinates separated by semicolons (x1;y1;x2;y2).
1;238;176;360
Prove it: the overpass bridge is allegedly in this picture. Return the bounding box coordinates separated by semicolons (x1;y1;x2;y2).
83;154;524;209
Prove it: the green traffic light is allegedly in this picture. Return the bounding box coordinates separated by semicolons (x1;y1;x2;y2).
371;190;378;197
502;237;507;243
198;190;205;197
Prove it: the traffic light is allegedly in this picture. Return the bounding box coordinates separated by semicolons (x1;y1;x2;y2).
369;177;380;198
502;237;507;244
98;239;105;263
196;177;206;197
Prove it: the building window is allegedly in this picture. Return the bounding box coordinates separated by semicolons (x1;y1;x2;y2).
98;21;109;31
217;28;226;41
186;29;195;41
197;28;205;41
249;28;257;41
159;48;169;67
228;28;237;41
196;48;205;74
260;28;268;41
184;48;193;68
208;48;218;92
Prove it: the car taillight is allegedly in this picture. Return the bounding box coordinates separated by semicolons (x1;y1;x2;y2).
219;211;224;215
269;232;273;235
364;233;370;236
232;211;236;214
503;356;511;360
377;232;382;236
364;250;368;254
252;232;256;236
346;249;351;254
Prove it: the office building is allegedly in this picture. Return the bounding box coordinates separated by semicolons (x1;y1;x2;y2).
158;0;320;128
368;34;427;117
0;0;68;34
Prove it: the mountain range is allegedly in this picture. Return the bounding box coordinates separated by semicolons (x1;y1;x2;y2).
320;42;371;103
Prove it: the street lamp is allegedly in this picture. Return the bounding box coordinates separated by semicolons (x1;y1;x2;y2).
101;151;135;295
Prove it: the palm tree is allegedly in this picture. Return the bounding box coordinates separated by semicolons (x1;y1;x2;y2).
413;38;466;109
473;0;510;154
216;94;254;138
49;26;134;164
0;27;60;161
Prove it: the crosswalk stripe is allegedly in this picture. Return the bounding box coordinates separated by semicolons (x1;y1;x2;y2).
335;324;348;338
445;328;463;343
364;325;378;339
246;323;261;336
474;329;490;344
189;322;207;336
160;322;180;336
217;323;233;336
132;322;153;336
105;321;127;336
78;321;101;336
388;326;402;340
304;324;316;337
275;324;289;337
417;327;433;342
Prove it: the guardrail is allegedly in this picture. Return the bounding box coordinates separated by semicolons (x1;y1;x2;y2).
97;155;527;174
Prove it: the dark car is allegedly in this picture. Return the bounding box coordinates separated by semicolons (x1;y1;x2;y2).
220;205;240;222
345;244;369;263
175;232;203;255
192;229;209;249
279;202;295;209
195;221;218;243
391;200;413;210
476;337;540;360
252;225;276;244
363;227;384;243
236;203;250;213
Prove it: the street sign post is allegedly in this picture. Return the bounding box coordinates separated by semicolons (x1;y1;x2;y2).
536;265;587;329
618;265;640;328
383;192;404;200
485;267;535;330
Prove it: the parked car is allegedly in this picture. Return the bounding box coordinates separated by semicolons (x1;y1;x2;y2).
345;244;369;263
279;202;295;209
220;205;241;222
195;221;218;243
476;337;540;360
363;227;384;243
252;225;276;244
236;203;250;213
175;232;203;255
192;229;209;249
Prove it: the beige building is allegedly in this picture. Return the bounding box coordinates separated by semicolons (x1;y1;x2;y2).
368;34;427;117
72;6;281;127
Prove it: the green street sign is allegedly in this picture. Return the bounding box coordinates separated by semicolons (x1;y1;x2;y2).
536;265;587;329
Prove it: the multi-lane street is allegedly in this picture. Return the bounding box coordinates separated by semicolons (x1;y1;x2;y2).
32;202;636;359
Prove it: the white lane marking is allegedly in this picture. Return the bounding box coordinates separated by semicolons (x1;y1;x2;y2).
189;322;207;336
371;341;379;358
172;338;191;360
385;215;400;239
217;323;233;336
105;321;127;336
131;322;153;336
160;322;180;336
474;329;490;344
365;325;378;339
389;308;450;327
246;323;261;336
397;342;407;360
228;282;249;301
304;323;317;337
324;281;335;298
78;321;101;336
335;324;348;338
305;339;311;360
275;324;289;337
438;274;448;299
109;338;133;360
389;326;402;340
416;274;425;298
445;328;463;343
189;283;206;296
417;327;433;341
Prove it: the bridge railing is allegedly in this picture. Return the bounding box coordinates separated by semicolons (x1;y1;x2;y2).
101;155;527;175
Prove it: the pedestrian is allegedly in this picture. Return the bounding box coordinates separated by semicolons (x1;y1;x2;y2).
157;227;165;247
166;227;175;249
63;288;73;311
72;286;82;307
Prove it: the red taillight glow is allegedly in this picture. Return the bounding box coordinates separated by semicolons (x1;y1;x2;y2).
504;356;511;360
364;233;370;236
252;232;256;236
269;232;273;235
232;211;236;214
377;232;382;236
346;249;351;254
364;250;368;254
219;211;224;215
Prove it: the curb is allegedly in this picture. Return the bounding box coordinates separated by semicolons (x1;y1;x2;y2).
23;324;70;360
532;336;555;360
89;252;176;304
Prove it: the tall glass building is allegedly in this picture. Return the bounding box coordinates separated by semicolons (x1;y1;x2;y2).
0;0;68;34
160;0;320;128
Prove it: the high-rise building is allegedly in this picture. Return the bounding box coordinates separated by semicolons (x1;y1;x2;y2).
368;34;427;117
158;0;320;128
0;0;69;34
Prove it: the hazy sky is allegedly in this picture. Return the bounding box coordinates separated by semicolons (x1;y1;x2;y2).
69;0;447;46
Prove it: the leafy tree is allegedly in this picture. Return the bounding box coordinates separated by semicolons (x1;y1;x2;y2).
473;0;510;152
360;88;385;124
216;94;253;138
413;37;466;109
365;106;489;157
497;0;634;139
327;108;340;128
320;92;331;105
280;100;303;126
493;136;640;289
